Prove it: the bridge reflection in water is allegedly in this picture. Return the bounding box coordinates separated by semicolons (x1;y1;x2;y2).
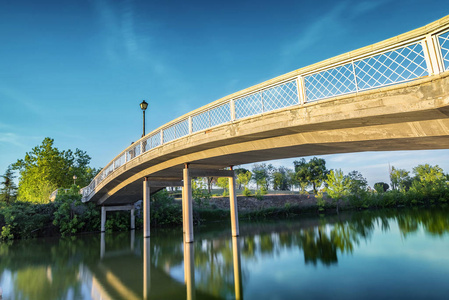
88;231;243;300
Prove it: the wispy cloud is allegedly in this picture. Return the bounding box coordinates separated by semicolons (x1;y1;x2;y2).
281;0;391;60
281;2;348;58
92;0;152;63
0;132;26;147
0;85;45;116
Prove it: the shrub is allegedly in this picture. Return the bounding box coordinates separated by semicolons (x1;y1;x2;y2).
52;188;100;237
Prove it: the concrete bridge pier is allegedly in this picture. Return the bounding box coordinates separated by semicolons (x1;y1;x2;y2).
183;164;194;243
143;177;150;238
143;178;183;239
229;166;239;237
101;205;136;233
183;167;239;243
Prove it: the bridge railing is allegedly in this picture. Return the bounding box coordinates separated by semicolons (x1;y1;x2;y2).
81;17;449;201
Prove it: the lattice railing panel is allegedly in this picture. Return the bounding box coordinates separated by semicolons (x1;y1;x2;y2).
438;31;449;71
163;125;176;143
192;102;231;132
263;80;299;111
210;102;231;127
163;119;189;143
192;111;210;132
235;92;262;119
354;43;428;91
175;119;189;137
149;132;161;149
305;63;356;101
113;153;126;169
104;164;114;177
126;143;140;161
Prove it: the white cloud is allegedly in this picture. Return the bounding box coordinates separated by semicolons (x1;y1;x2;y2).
281;0;391;60
0;132;23;147
281;2;348;58
0;85;45;116
92;0;153;63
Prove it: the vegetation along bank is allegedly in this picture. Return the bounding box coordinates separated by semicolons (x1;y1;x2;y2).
1;138;448;241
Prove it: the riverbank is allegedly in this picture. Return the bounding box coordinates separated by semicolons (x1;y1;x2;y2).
1;188;448;241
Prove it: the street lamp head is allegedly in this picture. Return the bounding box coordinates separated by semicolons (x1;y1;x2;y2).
140;100;148;111
73;175;77;180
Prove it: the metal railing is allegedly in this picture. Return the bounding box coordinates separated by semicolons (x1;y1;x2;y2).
81;17;449;201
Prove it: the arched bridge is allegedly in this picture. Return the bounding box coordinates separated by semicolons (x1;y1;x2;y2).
81;15;449;242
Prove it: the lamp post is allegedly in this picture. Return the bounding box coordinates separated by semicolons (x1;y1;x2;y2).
140;100;148;137
73;175;77;185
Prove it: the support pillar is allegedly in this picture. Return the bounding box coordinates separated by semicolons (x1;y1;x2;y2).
229;166;239;237
183;164;194;243
101;206;106;232
143;177;150;238
130;208;135;230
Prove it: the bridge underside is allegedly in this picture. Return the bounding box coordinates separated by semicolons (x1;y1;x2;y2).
91;73;449;206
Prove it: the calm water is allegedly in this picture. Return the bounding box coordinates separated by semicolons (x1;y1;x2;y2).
1;208;449;299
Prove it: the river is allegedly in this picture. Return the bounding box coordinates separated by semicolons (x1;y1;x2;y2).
1;207;449;299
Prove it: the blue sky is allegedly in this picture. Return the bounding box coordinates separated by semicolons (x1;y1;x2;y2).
1;0;449;187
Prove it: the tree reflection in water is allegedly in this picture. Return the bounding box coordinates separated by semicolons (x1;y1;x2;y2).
0;207;448;299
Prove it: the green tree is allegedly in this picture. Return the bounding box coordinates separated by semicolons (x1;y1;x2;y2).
374;182;389;193
346;170;368;194
192;178;211;209
390;166;411;192
0;165;17;204
272;166;292;191
325;169;351;213
216;177;229;196
252;163;274;190
236;171;252;196
294;158;308;193
409;164;447;197
294;157;328;194
412;164;445;184
12;137;97;203
234;168;250;189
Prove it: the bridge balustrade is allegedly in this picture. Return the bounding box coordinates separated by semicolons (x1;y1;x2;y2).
81;20;449;200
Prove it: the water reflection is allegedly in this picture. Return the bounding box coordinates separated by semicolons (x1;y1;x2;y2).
143;237;150;300
184;242;195;300
0;207;449;299
232;237;243;300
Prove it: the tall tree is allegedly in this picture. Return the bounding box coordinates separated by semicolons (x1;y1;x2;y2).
410;164;446;193
294;157;329;194
234;168;250;189
216;177;229;196
252;163;274;190
236;171;252;190
346;170;368;194
390;166;412;192
12;137;97;203
325;169;351;213
0;165;18;204
272;166;292;191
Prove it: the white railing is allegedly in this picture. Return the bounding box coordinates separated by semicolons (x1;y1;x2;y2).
81;17;449;201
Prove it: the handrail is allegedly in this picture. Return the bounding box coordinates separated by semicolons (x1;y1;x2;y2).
81;15;449;201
